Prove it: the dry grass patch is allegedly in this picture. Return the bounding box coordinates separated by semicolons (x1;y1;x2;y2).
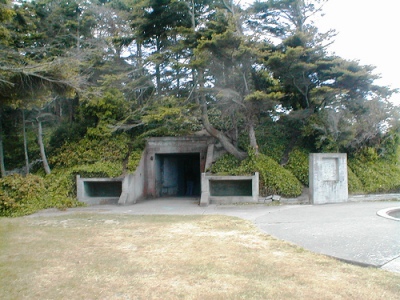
0;214;399;299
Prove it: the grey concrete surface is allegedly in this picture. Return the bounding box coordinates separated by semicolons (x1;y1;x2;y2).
30;198;400;274
252;202;400;273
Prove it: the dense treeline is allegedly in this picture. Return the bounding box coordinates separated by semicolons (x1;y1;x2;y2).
0;0;399;216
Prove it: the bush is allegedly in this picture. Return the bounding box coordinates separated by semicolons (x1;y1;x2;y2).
239;152;303;197
50;131;130;168
347;167;364;194
284;147;309;186
80;89;130;124
48;121;88;151
257;122;290;162
209;153;241;174
348;158;400;193
211;152;303;197
127;150;144;173
0;174;82;217
71;161;123;178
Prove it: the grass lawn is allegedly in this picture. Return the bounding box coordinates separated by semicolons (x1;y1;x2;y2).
0;214;399;299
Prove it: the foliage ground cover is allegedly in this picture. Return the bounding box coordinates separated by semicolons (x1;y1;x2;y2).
0;174;83;217
0;214;399;299
348;158;400;194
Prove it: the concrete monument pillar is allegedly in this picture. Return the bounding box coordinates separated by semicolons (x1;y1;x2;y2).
309;153;348;204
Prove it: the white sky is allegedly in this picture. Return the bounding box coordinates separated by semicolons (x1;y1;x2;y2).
316;0;400;105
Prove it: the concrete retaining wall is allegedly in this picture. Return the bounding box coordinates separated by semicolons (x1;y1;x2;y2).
118;151;146;205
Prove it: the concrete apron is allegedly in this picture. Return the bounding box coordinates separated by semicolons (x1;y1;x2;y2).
30;198;400;274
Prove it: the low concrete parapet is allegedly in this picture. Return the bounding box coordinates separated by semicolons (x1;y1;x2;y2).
76;175;123;205
200;172;259;206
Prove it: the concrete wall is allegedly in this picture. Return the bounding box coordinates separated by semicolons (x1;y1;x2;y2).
76;150;146;206
118;150;146;205
76;176;123;205
309;153;348;204
200;173;259;206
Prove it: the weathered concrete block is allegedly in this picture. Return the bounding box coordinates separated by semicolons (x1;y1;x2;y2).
200;172;259;206
309;153;348;204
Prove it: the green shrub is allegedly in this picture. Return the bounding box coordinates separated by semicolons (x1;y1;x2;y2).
348;158;400;193
48;121;88;151
0;174;82;217
209;153;241;174
0;174;45;217
50;131;129;168
81;89;130;123
256;117;299;163
71;161;123;178
211;152;303;197
257;125;289;162
284;147;309;186
239;152;303;197
347;167;364;194
127;150;144;173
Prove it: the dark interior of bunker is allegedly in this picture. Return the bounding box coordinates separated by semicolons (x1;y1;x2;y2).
155;153;201;197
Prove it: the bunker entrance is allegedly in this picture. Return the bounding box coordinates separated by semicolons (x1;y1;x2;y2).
155;153;201;197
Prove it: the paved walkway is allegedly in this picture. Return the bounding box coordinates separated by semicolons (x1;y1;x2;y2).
31;198;400;274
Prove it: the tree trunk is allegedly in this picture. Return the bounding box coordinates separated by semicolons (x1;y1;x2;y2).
137;41;144;106
155;38;162;95
248;122;259;155
189;0;198;105
198;69;247;161
37;121;51;175
0;110;6;177
22;110;30;174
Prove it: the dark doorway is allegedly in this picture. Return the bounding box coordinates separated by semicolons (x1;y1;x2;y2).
155;153;201;197
84;181;122;197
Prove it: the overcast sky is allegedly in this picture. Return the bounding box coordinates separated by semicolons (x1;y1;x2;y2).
316;0;400;104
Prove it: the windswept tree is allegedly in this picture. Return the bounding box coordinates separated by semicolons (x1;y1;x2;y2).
131;0;192;95
251;0;397;154
0;0;85;175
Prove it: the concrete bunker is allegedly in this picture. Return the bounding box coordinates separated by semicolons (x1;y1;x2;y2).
76;136;260;206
